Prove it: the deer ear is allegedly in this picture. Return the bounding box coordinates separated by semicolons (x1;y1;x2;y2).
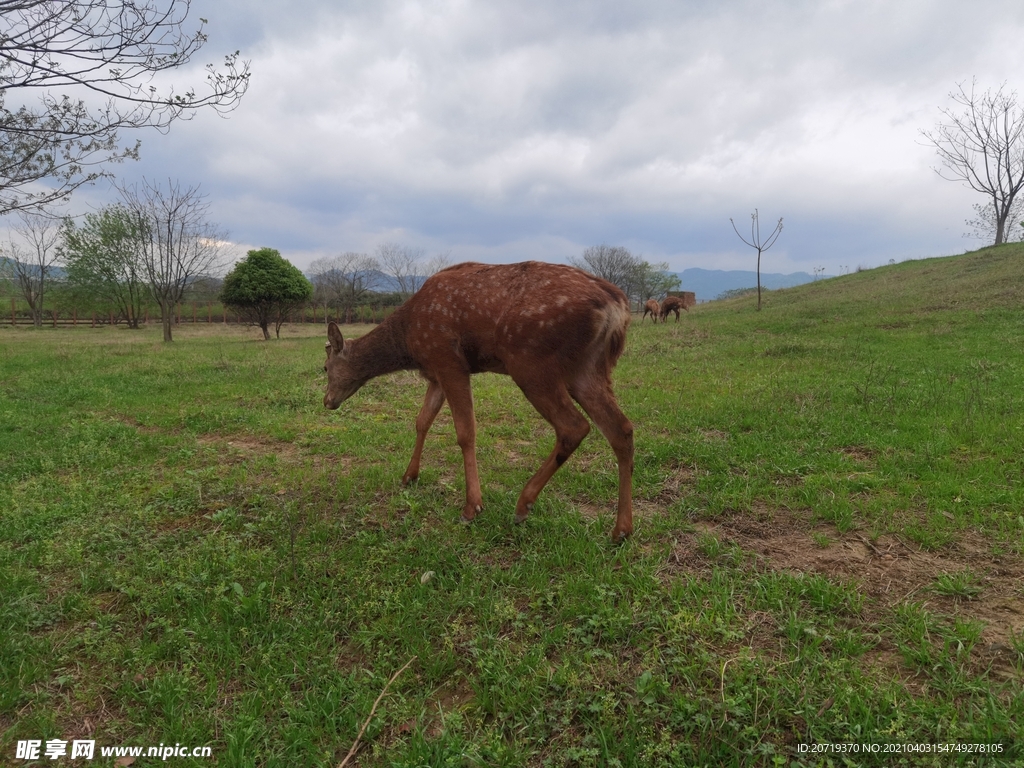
327;322;345;355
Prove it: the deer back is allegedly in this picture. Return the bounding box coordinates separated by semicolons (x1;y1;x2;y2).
403;261;629;378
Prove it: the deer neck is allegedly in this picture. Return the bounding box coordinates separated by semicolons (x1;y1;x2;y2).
347;310;415;382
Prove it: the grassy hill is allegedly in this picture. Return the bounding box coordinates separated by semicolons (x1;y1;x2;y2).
757;243;1024;314
1;246;1022;766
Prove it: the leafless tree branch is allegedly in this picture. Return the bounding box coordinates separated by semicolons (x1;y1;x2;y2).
1;0;251;214
730;209;783;311
921;79;1024;246
116;177;225;341
3;209;62;325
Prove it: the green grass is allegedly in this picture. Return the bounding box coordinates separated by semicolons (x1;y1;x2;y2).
2;245;1024;766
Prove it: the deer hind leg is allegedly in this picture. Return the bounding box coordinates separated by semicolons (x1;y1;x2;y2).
437;372;484;523
512;378;591;525
402;379;445;486
570;376;634;542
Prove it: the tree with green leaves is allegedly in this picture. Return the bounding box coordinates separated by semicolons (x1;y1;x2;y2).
60;204;149;327
221;248;313;339
634;260;681;303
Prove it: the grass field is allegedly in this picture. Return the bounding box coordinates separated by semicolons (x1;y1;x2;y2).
2;245;1023;766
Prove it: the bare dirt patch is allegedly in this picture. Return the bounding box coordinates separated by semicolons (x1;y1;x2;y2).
658;461;703;501
666;509;1024;675
838;445;877;463
196;434;301;463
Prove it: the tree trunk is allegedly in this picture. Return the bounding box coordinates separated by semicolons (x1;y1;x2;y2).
161;301;174;342
995;210;1007;246
260;321;271;340
756;249;762;311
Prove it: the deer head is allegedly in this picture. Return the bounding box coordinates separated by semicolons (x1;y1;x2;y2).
323;322;367;409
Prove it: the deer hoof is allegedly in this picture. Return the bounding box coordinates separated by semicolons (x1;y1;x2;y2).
460;504;482;524
611;527;632;544
513;503;533;525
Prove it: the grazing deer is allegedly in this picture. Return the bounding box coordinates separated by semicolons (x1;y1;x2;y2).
660;295;688;322
642;299;660;323
323;261;635;541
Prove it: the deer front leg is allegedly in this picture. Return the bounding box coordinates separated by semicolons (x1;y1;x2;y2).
402;379;445;485
439;373;483;522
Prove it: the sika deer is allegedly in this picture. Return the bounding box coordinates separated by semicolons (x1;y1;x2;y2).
323;261;635;541
660;295;688;322
642;299;660;323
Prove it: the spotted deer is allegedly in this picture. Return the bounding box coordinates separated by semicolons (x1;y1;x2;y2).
642;299;660;323
660;295;688;322
323;261;635;541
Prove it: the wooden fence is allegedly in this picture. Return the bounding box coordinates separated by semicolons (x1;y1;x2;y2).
5;299;397;328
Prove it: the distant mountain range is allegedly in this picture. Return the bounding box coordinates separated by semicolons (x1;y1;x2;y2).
0;256;66;280
675;268;830;302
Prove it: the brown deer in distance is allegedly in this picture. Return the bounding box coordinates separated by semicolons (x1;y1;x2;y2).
323;261;635;541
642;299;660;323
660;295;688;322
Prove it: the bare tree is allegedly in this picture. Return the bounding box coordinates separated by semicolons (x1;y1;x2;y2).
922;80;1024;246
422;251;454;279
376;241;424;297
308;252;381;320
569;245;676;308
118;179;224;341
1;0;250;215
308;257;338;322
730;209;783;311
569;245;641;298
4;211;62;326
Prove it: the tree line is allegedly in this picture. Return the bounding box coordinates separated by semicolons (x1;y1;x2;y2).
1;182;225;341
2;207;684;340
0;200;446;340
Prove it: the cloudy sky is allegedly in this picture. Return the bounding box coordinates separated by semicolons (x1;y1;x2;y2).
22;0;1024;274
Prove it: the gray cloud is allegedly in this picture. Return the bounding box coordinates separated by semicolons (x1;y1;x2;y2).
8;0;1024;273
